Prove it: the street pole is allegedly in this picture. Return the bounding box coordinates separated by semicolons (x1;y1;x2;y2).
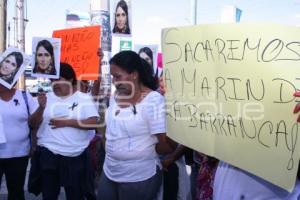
191;0;197;25
15;0;26;89
90;0;112;99
0;0;7;53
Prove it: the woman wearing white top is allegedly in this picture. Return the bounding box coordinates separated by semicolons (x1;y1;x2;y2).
29;63;99;200
0;83;37;200
213;91;300;200
213;162;300;200
97;51;176;200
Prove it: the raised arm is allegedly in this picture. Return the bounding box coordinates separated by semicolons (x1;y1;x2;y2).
29;92;47;129
91;48;104;101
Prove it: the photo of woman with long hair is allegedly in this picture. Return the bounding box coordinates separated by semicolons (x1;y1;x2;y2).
33;40;56;75
32;37;61;79
0;52;23;85
112;0;131;35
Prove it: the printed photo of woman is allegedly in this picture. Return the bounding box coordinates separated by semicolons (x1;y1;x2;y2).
112;0;131;35
32;37;61;79
0;47;28;89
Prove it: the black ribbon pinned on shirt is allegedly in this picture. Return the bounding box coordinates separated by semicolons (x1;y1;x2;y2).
132;105;137;115
69;102;78;110
13;99;20;106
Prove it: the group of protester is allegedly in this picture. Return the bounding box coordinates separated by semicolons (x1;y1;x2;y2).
1;46;300;200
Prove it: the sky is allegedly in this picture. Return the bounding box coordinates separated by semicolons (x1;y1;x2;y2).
6;0;300;54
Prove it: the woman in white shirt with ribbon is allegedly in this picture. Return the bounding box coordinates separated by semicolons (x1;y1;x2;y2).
29;62;99;200
97;50;176;200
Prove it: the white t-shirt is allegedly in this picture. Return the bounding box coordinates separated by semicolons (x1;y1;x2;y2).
103;91;166;182
37;91;99;157
213;162;300;200
0;90;38;158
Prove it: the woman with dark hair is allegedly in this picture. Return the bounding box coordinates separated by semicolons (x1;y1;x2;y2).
113;0;131;34
97;51;176;200
0;51;23;84
29;63;99;199
33;40;57;75
138;46;161;80
138;47;153;67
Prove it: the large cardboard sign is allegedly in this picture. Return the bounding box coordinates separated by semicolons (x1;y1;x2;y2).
53;25;101;80
162;23;300;191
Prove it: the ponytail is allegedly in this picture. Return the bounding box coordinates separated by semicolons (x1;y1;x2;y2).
139;58;158;90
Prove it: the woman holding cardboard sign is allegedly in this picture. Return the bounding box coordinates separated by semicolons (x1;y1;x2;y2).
213;161;300;199
210;90;300;199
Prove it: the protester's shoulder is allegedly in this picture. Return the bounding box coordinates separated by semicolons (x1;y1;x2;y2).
46;91;55;98
76;91;90;97
16;89;32;98
144;90;164;102
24;90;35;98
76;91;95;102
